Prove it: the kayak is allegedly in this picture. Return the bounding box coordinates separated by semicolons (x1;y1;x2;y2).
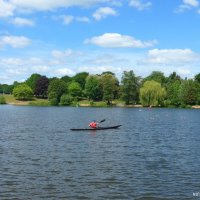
70;125;121;131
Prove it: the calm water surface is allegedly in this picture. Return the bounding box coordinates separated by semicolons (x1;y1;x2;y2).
0;106;200;200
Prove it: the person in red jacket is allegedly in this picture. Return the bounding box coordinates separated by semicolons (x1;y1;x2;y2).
88;120;98;129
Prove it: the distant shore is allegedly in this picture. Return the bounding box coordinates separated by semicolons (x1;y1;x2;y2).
1;94;200;108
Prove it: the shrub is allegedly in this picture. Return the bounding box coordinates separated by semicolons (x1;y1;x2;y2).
13;84;33;100
0;96;6;104
60;94;73;105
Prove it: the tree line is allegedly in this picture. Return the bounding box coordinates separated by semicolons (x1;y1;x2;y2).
1;70;200;107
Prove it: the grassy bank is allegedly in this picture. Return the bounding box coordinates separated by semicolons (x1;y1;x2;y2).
2;94;200;108
2;95;130;107
3;94;50;106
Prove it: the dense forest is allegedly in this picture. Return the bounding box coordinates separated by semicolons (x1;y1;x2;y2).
0;70;200;107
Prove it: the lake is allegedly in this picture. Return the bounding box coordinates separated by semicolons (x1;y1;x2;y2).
0;105;200;199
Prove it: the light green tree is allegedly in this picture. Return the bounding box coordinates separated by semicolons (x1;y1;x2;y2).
68;82;82;99
140;80;166;107
13;84;33;100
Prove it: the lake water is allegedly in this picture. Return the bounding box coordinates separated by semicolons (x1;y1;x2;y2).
0;106;200;200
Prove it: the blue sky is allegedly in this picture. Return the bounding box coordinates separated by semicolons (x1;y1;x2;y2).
1;0;200;84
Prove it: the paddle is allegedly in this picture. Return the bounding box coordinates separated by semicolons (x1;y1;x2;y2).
99;119;106;123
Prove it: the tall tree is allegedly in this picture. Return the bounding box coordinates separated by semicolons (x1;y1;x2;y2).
85;75;102;101
61;75;72;85
195;73;200;84
179;79;199;105
120;70;141;105
100;74;119;105
72;72;89;90
35;76;49;98
140;80;166;107
166;80;181;106
143;71;166;85
47;78;67;105
68;82;82;99
26;73;42;94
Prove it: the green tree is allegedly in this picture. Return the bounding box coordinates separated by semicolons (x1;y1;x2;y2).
195;73;200;84
61;75;72;85
13;84;33;100
101;71;115;76
179;79;199;106
140;80;166;107
85;75;102;101
26;73;42;94
166;80;181;106
72;72;89;90
143;71;166;85
100;74;119;105
47;79;67;105
68;82;82;99
0;84;13;94
120;70;141;104
60;94;73;105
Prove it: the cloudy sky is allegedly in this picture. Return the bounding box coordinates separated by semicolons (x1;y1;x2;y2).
0;0;200;84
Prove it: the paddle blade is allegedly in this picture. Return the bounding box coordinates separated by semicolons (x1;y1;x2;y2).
99;119;106;123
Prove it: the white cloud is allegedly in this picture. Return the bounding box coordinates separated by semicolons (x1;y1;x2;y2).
85;33;157;48
55;68;75;76
52;49;83;58
8;0;118;12
93;7;117;20
10;17;35;26
176;0;199;12
183;0;199;7
76;16;90;23
0;35;31;48
141;48;200;65
0;0;15;17
177;68;191;76
55;15;90;25
129;0;152;11
0;0;120;18
62;15;74;24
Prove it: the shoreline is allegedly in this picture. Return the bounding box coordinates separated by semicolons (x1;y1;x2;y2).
3;102;200;109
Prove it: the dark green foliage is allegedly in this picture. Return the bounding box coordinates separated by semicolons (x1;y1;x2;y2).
60;94;73;105
0;84;14;94
143;71;166;85
85;75;102;101
121;70;141;105
13;84;33;100
0;95;6;104
166;80;181;106
72;72;89;89
61;75;72;85
179;79;199;105
26;73;42;94
101;71;115;76
195;73;200;84
48;79;67;105
35;76;49;98
100;74;119;105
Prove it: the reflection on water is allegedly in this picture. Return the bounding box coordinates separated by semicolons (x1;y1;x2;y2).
0;106;200;199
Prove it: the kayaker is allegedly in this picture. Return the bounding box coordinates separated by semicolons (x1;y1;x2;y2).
88;120;98;129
